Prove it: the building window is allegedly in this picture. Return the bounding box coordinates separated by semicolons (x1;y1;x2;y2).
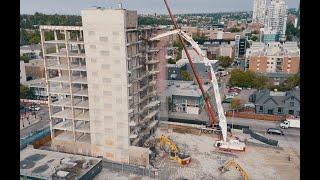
88;31;95;36
259;106;263;111
267;109;273;114
290;102;294;107
103;78;111;83
100;50;110;56
113;46;120;50
99;36;108;42
288;110;294;115
103;91;112;96
267;62;270;64
102;64;110;70
277;107;282;114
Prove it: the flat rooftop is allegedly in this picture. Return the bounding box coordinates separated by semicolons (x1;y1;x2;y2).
167;80;211;97
20;147;102;179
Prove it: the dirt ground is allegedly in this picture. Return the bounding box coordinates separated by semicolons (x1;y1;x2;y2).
94;122;300;180
151;123;300;180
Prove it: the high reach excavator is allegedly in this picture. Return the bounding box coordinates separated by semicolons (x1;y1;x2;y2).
150;0;245;151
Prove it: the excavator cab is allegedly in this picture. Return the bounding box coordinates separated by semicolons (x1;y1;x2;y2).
160;135;191;165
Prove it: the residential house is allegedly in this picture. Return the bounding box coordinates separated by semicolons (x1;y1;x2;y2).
249;88;300;117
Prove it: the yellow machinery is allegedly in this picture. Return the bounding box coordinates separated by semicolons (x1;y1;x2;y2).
219;159;249;180
159;135;191;165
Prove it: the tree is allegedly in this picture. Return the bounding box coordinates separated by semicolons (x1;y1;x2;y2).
20;54;31;63
218;56;233;68
229;69;268;88
20;85;29;99
253;75;269;89
168;58;176;64
250;35;258;42
231;98;241;110
228;27;241;33
181;70;192;81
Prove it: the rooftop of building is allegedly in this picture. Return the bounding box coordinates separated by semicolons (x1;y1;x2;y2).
167;58;218;68
20;147;102;179
246;41;300;57
167;80;211;98
252;87;300;105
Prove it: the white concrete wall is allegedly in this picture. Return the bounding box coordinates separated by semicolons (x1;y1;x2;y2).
186;106;200;115
20;61;27;84
82;9;132;163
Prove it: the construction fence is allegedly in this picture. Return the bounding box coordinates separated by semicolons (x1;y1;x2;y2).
102;159;160;178
243;128;278;146
226;111;286;121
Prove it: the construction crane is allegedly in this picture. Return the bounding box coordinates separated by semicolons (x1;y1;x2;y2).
159;135;191;165
150;0;245;151
219;159;249;180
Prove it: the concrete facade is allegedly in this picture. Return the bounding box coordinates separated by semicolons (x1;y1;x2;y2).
20;61;27;84
40;9;161;165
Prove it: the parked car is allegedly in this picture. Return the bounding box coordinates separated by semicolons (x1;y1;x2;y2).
244;103;255;108
229;92;239;96
229;87;241;93
267;128;284;135
228;89;241;94
28;105;40;111
226;93;236;98
222;97;233;103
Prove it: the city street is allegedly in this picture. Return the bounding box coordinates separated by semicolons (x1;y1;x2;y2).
228;117;300;137
20;105;50;139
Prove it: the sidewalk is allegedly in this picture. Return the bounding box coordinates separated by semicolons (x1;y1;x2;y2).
20;114;41;130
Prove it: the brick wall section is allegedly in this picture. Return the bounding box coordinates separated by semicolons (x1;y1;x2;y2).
226;111;286;121
248;56;268;72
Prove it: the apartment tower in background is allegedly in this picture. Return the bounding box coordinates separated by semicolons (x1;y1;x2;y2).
252;0;267;24
265;0;288;38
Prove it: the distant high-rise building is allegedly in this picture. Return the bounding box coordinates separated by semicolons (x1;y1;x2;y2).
252;0;267;24
265;0;288;38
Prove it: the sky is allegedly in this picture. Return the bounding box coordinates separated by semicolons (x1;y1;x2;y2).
20;0;300;15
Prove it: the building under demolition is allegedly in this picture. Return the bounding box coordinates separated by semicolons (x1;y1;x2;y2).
40;8;164;166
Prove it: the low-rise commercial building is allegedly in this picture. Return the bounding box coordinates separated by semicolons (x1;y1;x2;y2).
167;80;212;115
20;147;102;180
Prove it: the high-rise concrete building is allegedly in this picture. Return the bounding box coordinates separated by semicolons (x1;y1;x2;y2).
252;0;267;24
40;8;161;166
265;0;288;37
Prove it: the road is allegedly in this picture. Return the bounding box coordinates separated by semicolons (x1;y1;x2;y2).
227;117;300;137
20;105;50;139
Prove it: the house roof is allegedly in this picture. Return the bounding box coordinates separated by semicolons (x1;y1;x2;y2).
253;88;300;106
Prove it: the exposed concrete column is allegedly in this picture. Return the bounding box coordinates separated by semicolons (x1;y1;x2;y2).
64;29;76;143
40;28;54;140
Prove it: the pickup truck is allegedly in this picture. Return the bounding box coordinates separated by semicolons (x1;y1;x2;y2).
280;118;300;129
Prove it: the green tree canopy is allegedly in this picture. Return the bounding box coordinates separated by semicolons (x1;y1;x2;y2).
228;27;241;33
250;35;258;42
181;70;192;81
20;85;29;99
218;56;233;68
229;69;269;89
231;98;242;110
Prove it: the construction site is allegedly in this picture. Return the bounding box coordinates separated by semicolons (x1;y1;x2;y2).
20;1;300;179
